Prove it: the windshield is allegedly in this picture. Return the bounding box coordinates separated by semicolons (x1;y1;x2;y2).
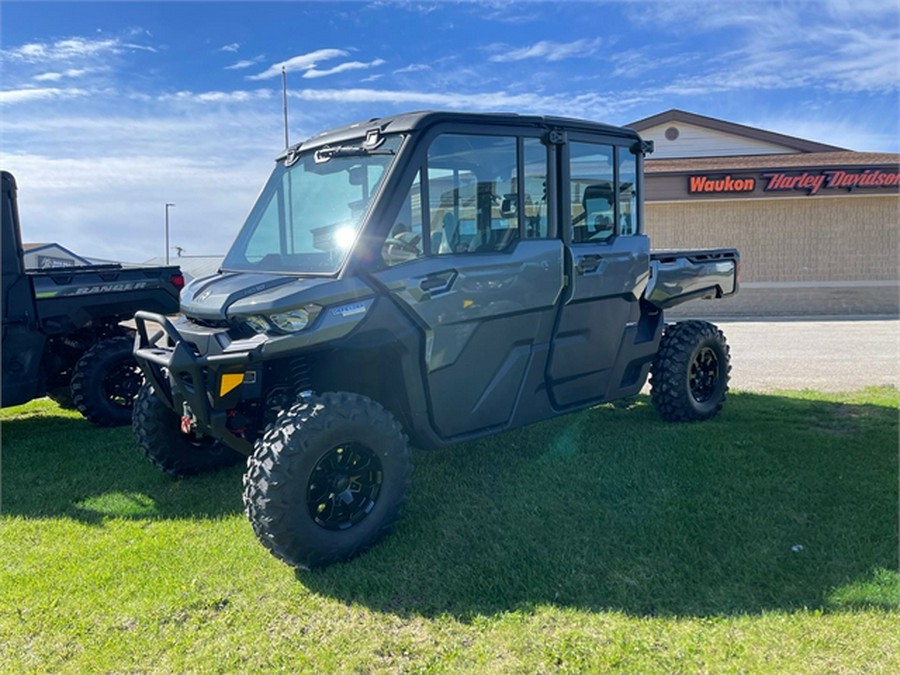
222;135;402;274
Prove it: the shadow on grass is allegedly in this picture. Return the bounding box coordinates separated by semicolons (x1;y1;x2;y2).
0;402;245;523
2;391;897;617
298;390;899;618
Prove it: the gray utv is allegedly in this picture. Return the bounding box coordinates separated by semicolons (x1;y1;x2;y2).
133;111;739;568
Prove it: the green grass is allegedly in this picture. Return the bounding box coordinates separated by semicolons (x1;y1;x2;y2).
1;387;898;673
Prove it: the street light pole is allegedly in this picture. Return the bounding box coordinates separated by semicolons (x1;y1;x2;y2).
165;202;175;265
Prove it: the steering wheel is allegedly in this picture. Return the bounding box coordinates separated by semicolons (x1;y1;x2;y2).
384;233;421;255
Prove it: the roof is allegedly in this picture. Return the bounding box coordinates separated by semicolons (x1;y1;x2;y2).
288;110;641;156
628;109;847;154
22;242;90;263
645;151;900;174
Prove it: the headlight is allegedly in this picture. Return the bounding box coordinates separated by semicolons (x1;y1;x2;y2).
268;304;321;333
244;315;270;334
269;308;311;332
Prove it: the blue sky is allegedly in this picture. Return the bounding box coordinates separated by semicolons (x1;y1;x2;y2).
2;0;898;262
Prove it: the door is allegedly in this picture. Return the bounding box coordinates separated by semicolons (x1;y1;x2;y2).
547;140;650;408
372;132;564;438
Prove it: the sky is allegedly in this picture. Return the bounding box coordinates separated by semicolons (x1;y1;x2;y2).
2;0;898;263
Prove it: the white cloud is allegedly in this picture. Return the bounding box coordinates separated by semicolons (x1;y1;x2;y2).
33;72;63;82
219;43;240;53
158;89;275;104
633;0;899;95
303;59;386;79
33;68;92;82
248;49;349;80
225;57;263;70
0;87;89;104
394;64;431;74
286;87;648;120
2;108;284;262
1;36;154;63
489;38;601;63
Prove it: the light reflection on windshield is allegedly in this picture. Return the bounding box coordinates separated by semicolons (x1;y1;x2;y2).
222;135;402;274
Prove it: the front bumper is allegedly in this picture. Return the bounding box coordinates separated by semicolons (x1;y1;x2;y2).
133;310;261;454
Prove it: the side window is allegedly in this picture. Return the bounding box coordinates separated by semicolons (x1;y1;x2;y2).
383;171;424;267
569;142;615;243
517;137;549;238
618;148;637;236
426;134;519;254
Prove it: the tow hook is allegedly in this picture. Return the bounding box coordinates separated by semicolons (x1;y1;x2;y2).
180;402;197;434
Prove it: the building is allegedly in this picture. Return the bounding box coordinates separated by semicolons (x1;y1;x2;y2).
22;242;91;269
629;110;899;317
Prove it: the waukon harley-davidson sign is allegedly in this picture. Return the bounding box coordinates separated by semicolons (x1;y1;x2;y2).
689;168;900;196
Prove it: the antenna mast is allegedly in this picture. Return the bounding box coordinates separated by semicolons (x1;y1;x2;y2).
282;66;289;149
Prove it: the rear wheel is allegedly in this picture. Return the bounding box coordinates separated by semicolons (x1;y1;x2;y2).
243;392;411;569
650;320;730;422
72;336;143;426
132;382;245;476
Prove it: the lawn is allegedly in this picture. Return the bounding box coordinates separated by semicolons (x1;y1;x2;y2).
1;387;898;673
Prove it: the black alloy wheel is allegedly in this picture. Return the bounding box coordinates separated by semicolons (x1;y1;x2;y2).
244;391;411;569
103;359;143;410
307;443;383;531
689;346;720;404
650;320;730;422
72;336;144;426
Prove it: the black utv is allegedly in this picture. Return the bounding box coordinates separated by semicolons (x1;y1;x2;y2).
1;171;183;425
132;111;739;568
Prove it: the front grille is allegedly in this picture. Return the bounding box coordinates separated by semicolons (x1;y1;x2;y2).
187;316;230;329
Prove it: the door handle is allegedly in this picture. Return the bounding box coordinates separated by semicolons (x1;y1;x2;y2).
419;271;456;293
576;255;602;274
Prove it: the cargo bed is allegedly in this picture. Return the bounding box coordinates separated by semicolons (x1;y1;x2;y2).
644;248;740;309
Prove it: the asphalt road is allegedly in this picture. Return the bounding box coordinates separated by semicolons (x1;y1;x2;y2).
703;319;899;393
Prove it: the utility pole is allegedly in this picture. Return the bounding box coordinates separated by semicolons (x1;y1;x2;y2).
165;202;175;265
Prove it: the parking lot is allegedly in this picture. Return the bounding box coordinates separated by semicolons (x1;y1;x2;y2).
706;318;899;393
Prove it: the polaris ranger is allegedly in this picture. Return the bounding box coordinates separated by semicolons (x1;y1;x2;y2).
1;171;183;425
132;111;739;568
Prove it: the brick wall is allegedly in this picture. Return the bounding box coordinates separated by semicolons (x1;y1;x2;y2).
645;194;898;283
646;194;899;316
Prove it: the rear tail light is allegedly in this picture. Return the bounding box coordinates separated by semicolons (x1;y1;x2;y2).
169;273;185;291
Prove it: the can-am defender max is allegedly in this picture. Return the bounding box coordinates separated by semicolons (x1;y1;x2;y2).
133;111;739;568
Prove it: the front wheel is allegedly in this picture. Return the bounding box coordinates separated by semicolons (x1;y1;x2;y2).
132;382;245;476
243;392;411;569
71;336;143;426
650;320;730;422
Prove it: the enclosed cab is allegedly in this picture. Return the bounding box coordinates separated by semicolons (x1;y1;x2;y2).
133;112;739;568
